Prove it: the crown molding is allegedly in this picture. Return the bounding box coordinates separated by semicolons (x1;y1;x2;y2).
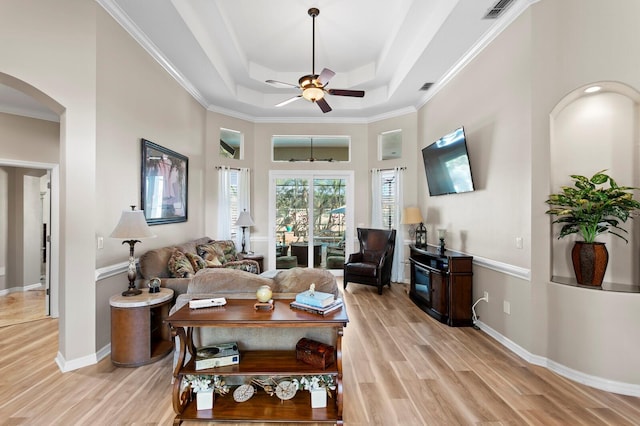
96;0;210;109
98;0;537;124
417;0;539;110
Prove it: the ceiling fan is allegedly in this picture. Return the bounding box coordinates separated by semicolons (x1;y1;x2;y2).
266;7;365;113
289;137;333;162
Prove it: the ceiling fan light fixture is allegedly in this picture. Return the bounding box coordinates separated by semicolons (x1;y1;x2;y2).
302;86;325;102
299;74;325;102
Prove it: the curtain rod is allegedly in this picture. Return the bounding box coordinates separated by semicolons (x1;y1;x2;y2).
370;167;407;172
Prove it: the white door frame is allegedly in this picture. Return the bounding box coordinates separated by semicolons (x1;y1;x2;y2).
268;170;354;274
0;158;58;317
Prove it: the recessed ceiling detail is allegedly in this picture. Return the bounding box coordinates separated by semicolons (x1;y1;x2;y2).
265;8;366;114
3;1;533;122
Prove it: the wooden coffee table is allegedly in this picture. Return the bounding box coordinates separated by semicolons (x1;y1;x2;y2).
165;298;348;425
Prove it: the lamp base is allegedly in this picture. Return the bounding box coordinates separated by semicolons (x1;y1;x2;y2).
122;286;142;297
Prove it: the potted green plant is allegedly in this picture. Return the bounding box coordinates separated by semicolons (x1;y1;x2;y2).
545;170;640;286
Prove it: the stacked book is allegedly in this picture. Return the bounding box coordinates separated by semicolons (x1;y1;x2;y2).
290;289;343;315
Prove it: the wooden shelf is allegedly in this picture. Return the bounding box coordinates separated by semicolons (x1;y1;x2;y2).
167;298;347;424
177;390;338;423
183;350;338;376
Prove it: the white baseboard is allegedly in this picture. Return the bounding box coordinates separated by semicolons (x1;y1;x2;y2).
0;282;44;296
475;320;640;397
55;350;99;373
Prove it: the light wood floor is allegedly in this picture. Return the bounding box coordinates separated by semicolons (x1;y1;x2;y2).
0;289;46;328
1;282;639;425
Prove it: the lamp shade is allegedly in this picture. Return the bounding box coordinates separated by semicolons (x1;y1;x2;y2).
401;207;423;225
109;210;156;239
235;210;255;227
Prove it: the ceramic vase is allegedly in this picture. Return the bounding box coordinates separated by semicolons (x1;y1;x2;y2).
310;388;327;408
196;389;214;411
571;241;608;286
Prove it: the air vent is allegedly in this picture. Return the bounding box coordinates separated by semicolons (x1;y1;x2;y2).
420;82;434;91
483;0;516;19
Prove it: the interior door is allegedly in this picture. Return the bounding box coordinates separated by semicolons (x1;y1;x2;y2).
42;171;51;315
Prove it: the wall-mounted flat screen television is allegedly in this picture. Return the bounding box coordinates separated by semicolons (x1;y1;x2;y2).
422;127;475;196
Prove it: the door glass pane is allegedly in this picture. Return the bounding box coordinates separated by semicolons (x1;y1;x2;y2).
313;178;346;270
275;178;309;268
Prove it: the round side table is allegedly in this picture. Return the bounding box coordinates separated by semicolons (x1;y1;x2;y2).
109;287;174;367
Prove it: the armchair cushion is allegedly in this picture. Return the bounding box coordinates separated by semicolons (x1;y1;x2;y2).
363;249;383;264
345;262;378;278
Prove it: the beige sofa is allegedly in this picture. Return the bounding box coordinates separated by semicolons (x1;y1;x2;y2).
168;267;342;371
138;237;260;297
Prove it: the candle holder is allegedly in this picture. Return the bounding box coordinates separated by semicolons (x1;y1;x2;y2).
438;229;447;255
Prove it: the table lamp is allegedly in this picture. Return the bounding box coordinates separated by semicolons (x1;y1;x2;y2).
110;206;156;296
235;209;255;254
401;207;426;248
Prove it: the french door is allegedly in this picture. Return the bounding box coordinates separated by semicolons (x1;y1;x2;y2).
268;170;354;273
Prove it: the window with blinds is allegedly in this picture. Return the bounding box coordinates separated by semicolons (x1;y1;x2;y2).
381;170;396;230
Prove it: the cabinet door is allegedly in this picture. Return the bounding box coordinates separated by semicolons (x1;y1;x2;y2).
430;270;448;317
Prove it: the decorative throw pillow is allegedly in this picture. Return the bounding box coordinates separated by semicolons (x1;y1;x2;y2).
197;243;226;264
205;258;222;267
213;240;239;263
185;252;207;272
168;249;195;278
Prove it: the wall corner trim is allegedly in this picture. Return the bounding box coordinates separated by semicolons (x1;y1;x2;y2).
55;351;98;373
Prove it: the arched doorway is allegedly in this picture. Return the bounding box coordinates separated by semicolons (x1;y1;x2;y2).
0;73;62;324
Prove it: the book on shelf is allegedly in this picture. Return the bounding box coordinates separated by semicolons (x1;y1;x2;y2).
290;298;343;315
194;342;240;370
295;289;335;308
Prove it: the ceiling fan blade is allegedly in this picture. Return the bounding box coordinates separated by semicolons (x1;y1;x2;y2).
266;79;299;89
328;88;365;97
317;68;336;85
316;97;332;113
275;95;302;107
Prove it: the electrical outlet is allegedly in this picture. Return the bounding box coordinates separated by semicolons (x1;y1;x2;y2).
503;300;511;315
515;237;523;249
483;291;489;302
97;236;104;250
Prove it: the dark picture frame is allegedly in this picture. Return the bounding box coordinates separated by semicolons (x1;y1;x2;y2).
141;139;188;225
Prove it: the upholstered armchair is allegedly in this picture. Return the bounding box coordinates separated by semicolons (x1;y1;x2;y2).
343;228;396;295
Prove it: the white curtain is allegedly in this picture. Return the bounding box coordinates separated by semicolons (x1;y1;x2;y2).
391;167;405;283
217;166;232;240
237;168;251;252
370;169;383;228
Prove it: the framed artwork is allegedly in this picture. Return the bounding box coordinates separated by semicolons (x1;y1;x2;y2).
141;139;188;225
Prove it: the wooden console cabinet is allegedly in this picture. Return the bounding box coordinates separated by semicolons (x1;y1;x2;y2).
409;245;473;327
166;299;348;425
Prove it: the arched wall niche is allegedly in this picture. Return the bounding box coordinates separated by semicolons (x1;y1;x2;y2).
549;81;640;290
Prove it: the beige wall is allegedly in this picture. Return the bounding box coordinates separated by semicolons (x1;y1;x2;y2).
94;7;207;350
419;0;640;386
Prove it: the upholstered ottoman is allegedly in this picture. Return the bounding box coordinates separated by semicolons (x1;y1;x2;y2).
276;255;298;269
326;256;345;269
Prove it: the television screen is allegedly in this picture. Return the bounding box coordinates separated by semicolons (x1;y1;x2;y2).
422;127;475;196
